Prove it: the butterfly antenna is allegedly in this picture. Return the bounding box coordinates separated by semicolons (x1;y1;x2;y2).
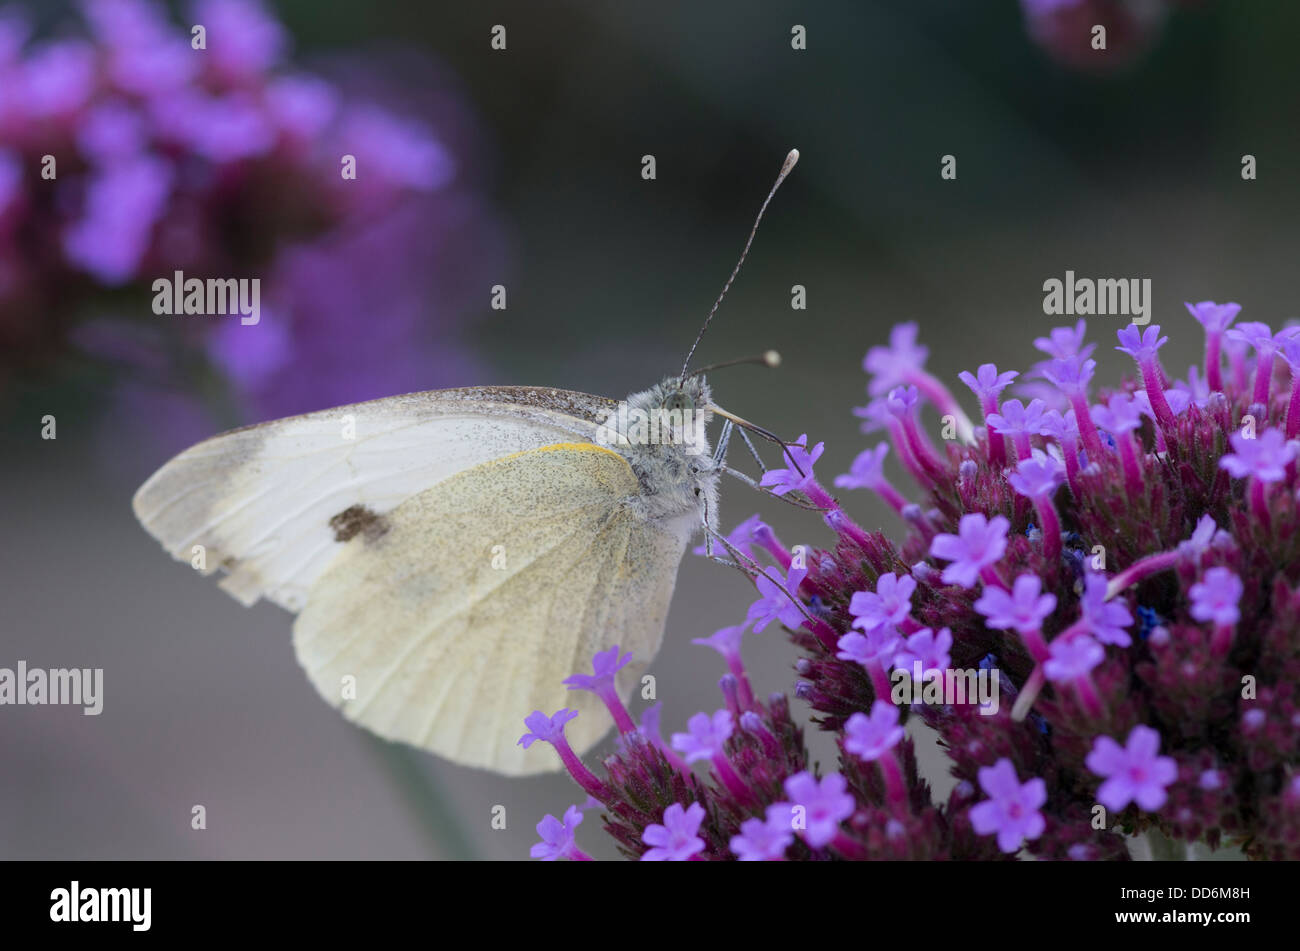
678;149;800;385
685;350;782;378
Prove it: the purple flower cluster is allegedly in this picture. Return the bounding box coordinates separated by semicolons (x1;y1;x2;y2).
2;0;498;434
522;299;1300;861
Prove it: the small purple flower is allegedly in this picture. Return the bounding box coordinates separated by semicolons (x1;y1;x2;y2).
641;802;707;861
848;572;916;631
852;397;892;434
760;434;825;497
1007;449;1065;499
1173;365;1212;409
670;709;734;763
1090;393;1143;436
959;363;1019;405
1043;633;1105;682
1078;573;1133;646
1034;319;1093;360
1225;320;1283;356
1188;567;1244;627
1038;408;1079;442
691;624;747;660
518;709;579;749
1185;300;1240;334
563;645;632;693
864;322;929;396
1085;725;1178;812
836;627;901;671
969;759;1047;854
782;772;856;848
974;573;1057;635
1038;355;1096;392
531;806;585;861
985;398;1048;439
747;562;809;632
834;442;889;490
1219;428;1296;483
892;627;953;681
844;700;905;761
1177;514;1222;559
730;808;795;861
928;513;1011;588
1115;324;1170;362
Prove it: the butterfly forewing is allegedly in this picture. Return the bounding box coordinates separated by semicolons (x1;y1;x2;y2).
132;386;619;612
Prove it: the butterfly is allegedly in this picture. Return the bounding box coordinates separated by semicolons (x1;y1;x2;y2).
133;150;799;775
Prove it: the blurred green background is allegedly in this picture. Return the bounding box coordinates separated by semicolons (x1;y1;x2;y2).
5;0;1300;859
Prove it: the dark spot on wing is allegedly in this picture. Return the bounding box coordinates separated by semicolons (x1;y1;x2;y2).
330;505;389;543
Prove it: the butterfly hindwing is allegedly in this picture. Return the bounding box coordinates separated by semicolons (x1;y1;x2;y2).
291;443;690;775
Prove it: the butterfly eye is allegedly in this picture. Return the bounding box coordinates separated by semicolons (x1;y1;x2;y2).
664;391;694;414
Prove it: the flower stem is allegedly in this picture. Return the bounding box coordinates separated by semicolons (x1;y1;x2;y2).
1253;350;1275;407
1118;434;1144;497
554;739;608;801
1250;477;1272;530
1139;358;1177;433
1287;378;1300;439
1106;550;1178;598
1033;496;1062;565
1205;331;1223;392
1010;666;1046;722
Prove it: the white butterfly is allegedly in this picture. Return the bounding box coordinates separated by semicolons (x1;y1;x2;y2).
133;151;799;776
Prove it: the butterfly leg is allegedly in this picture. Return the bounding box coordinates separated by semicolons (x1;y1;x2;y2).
721;466;824;511
736;426;768;475
711;419;734;468
697;497;819;626
699;492;760;576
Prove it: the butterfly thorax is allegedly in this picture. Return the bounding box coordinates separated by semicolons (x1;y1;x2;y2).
593;376;720;526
